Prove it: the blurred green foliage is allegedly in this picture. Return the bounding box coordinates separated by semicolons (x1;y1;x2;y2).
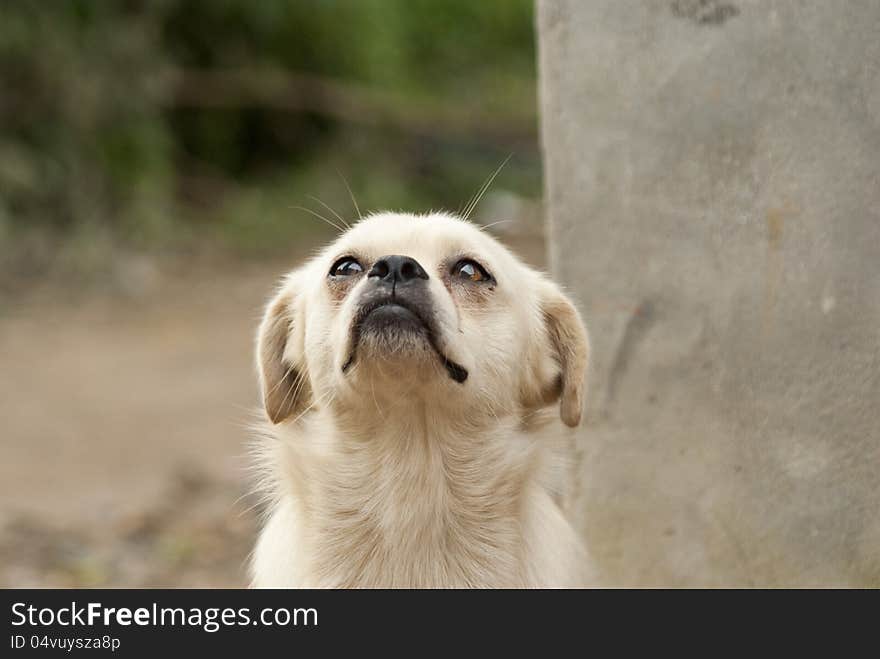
0;0;538;273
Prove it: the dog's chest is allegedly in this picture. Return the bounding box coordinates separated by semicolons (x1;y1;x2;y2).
307;457;527;587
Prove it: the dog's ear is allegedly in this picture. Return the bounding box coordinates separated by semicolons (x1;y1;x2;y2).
533;280;590;427
257;275;311;424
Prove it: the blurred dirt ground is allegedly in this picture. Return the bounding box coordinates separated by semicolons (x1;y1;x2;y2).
0;212;544;588
0;257;283;587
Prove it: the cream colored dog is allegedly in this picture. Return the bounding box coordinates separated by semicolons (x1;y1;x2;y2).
250;211;591;587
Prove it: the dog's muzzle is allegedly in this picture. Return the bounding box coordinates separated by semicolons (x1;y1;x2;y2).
342;254;468;383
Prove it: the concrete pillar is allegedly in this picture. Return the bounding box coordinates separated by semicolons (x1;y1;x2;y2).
537;0;880;585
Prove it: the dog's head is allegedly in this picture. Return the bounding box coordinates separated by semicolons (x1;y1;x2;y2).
257;212;588;429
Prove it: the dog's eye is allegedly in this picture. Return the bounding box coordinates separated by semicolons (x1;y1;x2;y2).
329;257;364;277
452;259;491;283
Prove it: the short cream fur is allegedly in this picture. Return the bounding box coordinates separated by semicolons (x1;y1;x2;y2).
251;212;592;587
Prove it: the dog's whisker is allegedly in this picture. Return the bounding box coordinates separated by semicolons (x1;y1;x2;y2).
336;169;362;220
288;389;336;426
462;153;513;221
306;194;351;230
277;367;308;418
264;364;297;399
275;372;299;414
478;219;513;233
291;205;347;234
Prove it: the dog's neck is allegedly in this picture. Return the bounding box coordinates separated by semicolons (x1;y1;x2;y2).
280;400;543;587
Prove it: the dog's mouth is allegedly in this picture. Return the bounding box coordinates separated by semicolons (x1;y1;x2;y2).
342;296;468;383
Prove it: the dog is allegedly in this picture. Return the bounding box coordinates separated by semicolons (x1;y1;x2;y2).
250;211;591;587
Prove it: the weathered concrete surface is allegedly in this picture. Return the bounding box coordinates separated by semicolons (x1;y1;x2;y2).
537;0;880;585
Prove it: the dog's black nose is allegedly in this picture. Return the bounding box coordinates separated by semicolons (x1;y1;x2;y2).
368;255;429;284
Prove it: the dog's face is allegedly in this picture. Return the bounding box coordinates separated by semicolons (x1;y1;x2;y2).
257;212;588;430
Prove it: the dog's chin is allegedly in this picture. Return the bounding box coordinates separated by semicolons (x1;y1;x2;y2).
357;304;434;358
342;303;469;384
